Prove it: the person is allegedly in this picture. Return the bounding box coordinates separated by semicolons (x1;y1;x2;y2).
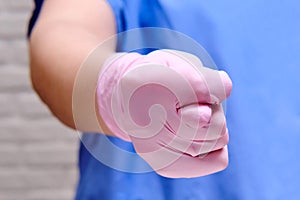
28;0;300;199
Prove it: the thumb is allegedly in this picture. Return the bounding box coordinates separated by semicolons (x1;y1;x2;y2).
179;103;212;128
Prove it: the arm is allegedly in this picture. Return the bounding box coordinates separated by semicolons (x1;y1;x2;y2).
29;0;232;177
29;0;115;135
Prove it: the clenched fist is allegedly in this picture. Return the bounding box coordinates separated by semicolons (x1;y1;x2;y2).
96;49;232;178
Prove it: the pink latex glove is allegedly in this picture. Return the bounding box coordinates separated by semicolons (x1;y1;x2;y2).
96;49;232;178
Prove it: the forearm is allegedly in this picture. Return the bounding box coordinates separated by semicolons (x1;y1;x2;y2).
29;0;116;135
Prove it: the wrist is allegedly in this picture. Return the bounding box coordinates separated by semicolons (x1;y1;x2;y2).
96;52;143;141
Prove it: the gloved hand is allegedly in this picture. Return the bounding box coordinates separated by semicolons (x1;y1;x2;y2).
96;49;232;178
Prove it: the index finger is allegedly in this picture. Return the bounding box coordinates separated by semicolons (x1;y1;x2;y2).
166;50;232;104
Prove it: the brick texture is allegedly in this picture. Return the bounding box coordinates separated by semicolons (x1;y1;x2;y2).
0;1;79;200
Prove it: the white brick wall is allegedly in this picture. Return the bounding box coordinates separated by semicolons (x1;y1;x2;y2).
0;1;79;200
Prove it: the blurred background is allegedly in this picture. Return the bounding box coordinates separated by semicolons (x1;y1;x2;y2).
0;1;79;199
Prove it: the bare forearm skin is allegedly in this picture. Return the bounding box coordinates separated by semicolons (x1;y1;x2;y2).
29;0;116;136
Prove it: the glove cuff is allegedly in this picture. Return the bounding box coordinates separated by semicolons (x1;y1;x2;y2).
96;52;143;141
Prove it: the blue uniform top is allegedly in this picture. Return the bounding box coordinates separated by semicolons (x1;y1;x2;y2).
29;0;300;199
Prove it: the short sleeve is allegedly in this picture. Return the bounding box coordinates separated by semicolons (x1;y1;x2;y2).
106;0;126;33
27;0;44;38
